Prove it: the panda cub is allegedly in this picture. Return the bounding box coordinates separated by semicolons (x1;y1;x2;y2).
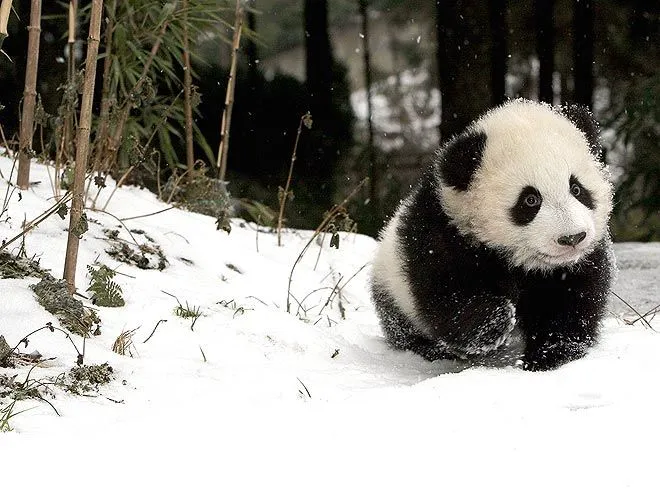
371;99;613;371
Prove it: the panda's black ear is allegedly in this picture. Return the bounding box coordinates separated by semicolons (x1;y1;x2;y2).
437;131;487;191
560;104;602;158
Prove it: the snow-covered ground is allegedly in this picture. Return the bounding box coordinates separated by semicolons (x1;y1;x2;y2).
0;155;658;494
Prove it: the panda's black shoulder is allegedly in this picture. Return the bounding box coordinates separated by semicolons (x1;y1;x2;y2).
396;167;510;283
397;168;460;257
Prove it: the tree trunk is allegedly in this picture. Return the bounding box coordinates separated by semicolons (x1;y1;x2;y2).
244;2;259;181
303;0;336;198
536;0;554;104
17;0;41;190
304;0;333;124
63;0;103;294
573;0;594;108
359;0;377;208
489;0;507;105
436;0;493;142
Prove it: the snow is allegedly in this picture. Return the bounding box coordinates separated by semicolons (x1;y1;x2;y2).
0;153;659;494
351;68;440;151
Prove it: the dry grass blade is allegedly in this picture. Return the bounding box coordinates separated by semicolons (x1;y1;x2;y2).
112;328;138;357
610;290;656;332
625;302;660;326
297;378;311;399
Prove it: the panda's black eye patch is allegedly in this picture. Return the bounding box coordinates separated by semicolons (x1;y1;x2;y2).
570;175;594;209
510;186;542;225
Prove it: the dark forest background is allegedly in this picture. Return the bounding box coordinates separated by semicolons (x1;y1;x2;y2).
0;0;657;240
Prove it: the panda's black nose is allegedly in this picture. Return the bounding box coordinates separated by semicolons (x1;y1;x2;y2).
557;232;587;247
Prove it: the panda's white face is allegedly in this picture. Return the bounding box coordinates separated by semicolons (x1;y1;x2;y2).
440;100;612;272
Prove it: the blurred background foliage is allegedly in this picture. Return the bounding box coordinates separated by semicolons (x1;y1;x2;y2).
0;0;657;239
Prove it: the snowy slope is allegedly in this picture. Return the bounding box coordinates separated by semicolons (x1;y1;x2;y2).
0;155;659;494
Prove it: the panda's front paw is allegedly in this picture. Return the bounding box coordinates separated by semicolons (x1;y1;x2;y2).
523;338;592;371
451;299;517;356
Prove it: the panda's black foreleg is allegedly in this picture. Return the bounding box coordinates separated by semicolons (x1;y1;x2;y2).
372;283;455;361
519;245;612;371
424;292;518;358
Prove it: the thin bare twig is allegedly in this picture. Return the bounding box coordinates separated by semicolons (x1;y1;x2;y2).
1;191;72;251
277;112;312;247
86;208;139;246
142;319;167;344
8;322;83;360
610;290;655;331
625;302;660;326
119;206;176;222
286;178;367;313
317;275;344;316
99;165;135;211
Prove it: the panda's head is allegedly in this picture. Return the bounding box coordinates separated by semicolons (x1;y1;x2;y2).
437;99;612;272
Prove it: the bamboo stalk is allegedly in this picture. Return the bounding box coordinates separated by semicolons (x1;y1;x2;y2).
56;0;78;197
67;1;77;124
17;0;42;190
92;0;117;174
216;0;244;181
0;0;13;50
67;0;76;71
63;0;103;294
182;0;195;180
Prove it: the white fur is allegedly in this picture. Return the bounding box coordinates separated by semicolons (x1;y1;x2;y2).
439;99;612;272
371;200;426;332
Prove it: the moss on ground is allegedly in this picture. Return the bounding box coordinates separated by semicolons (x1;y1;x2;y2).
0;251;48;279
31;275;101;336
65;363;114;394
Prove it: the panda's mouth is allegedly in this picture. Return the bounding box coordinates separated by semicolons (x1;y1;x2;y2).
536;250;584;266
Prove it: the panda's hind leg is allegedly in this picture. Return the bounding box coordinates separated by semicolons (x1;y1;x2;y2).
371;284;453;361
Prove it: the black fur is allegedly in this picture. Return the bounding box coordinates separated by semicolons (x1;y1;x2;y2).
371;282;455;362
570;175;595;210
510;186;543;226
437;131;487;191
371;170;612;371
518;243;611;370
561;104;602;158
